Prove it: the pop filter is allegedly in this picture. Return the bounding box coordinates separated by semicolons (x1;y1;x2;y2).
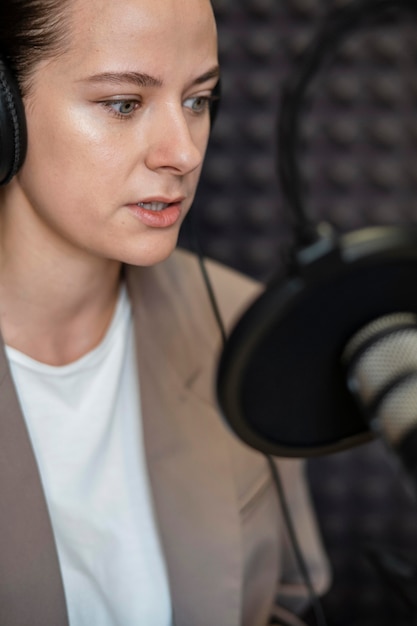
216;0;417;457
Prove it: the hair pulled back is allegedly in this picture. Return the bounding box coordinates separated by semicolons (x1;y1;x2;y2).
0;0;73;95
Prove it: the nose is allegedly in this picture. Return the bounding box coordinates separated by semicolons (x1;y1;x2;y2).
144;104;207;176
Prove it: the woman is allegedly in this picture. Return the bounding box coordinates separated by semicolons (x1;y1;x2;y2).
0;0;329;624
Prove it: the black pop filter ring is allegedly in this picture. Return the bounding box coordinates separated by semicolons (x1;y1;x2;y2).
217;0;417;457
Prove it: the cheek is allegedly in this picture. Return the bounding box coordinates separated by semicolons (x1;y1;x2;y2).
21;105;129;207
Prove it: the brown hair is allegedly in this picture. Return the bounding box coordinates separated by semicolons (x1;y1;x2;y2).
0;0;73;95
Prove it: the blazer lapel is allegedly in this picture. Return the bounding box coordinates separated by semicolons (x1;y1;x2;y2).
127;261;243;626
0;342;68;626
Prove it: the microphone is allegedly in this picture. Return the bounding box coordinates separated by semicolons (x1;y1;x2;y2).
216;224;417;458
216;0;417;460
343;312;417;482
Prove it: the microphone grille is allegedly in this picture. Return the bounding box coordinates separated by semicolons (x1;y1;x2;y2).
378;375;417;445
343;312;417;445
342;312;417;363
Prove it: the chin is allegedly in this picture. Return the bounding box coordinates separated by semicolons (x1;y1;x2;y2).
119;233;180;268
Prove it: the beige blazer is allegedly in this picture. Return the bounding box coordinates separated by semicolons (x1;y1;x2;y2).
0;249;329;626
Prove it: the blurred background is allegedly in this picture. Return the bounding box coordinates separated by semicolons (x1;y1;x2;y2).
180;0;417;624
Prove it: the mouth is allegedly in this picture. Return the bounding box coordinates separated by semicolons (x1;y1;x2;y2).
138;201;171;212
130;197;185;228
137;198;184;212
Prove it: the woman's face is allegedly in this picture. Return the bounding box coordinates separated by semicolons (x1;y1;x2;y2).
9;0;218;266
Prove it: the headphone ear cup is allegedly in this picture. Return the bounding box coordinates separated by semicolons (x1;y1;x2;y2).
0;58;27;185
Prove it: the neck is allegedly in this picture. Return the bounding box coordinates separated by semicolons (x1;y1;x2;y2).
0;192;123;366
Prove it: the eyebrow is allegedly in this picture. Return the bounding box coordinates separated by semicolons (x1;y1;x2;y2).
83;71;162;88
81;65;220;89
192;66;220;85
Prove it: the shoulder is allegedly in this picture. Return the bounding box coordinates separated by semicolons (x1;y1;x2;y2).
127;247;263;346
166;250;275;495
127;248;271;481
128;246;272;462
165;247;264;332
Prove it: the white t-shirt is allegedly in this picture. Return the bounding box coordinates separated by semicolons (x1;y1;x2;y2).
6;286;172;626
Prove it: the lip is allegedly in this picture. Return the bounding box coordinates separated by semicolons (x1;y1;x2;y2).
127;196;185;229
137;196;185;205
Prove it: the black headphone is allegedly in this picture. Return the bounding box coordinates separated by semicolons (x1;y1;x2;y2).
0;57;27;186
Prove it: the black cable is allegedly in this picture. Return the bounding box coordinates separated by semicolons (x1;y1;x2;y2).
186;210;228;345
197;251;228;346
188;210;327;625
266;455;328;626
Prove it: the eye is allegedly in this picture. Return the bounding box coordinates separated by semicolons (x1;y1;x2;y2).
114;101;137;115
101;99;141;119
183;95;212;115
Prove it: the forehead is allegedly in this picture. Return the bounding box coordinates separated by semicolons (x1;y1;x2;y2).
61;0;218;76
